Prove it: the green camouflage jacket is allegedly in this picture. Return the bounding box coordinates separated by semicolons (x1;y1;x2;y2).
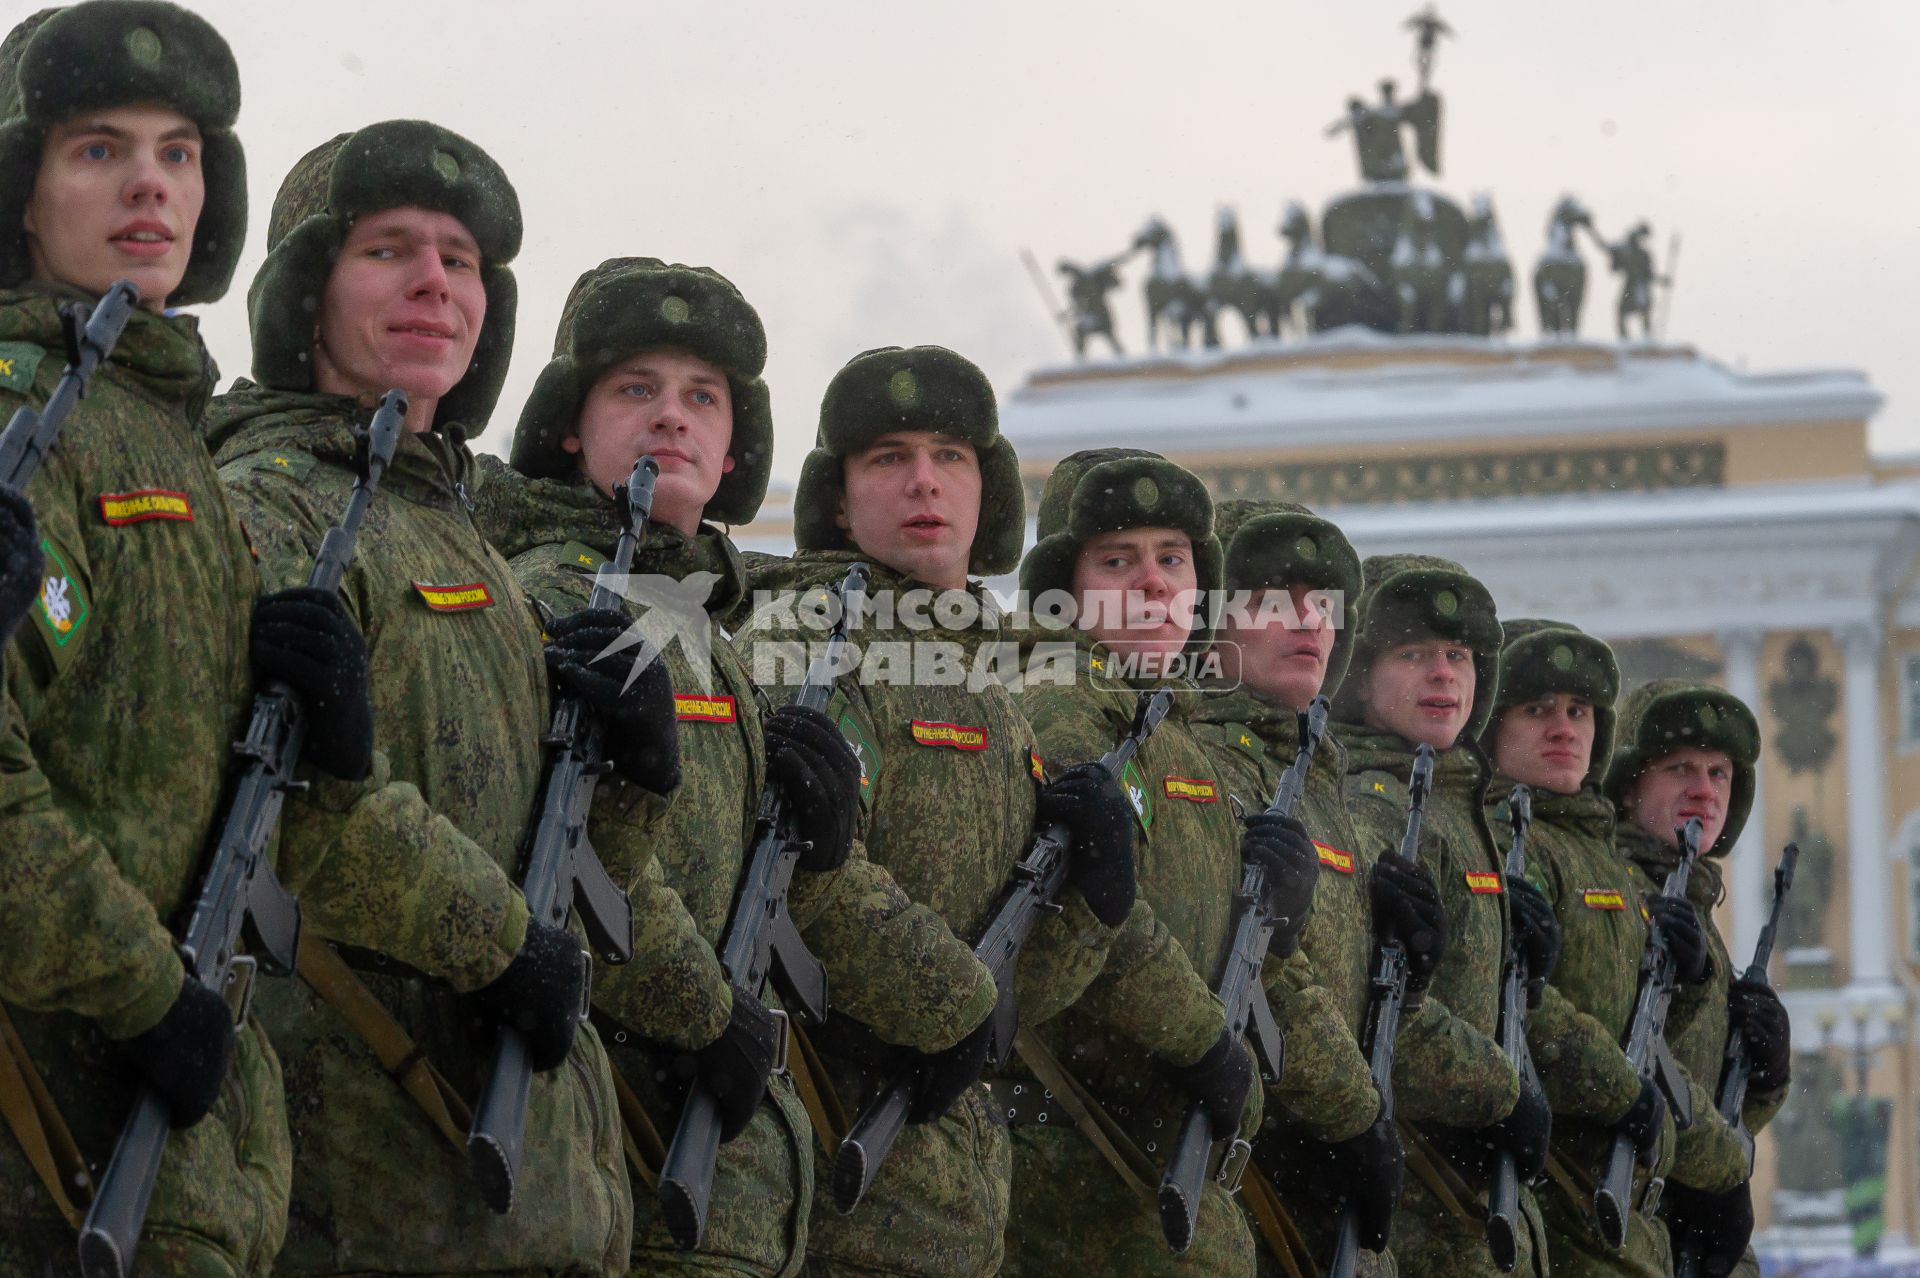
744;549;1107;1278
1345;725;1545;1278
1617;822;1784;1195
1195;687;1391;1277
476;460;811;1277
0;287;290;1274
1487;780;1677;1276
206;387;629;1276
1007;650;1256;1276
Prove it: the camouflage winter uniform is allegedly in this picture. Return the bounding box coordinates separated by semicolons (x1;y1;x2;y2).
0;288;291;1277
1486;783;1676;1277
1194;689;1393;1278
1608;680;1786;1278
206;389;629;1275
476;459;814;1278
744;550;1111;1278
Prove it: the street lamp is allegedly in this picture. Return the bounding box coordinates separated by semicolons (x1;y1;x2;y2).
1817;1001;1905;1258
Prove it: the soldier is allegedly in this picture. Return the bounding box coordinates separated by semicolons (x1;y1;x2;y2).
0;485;34;642
472;256;865;1276
739;348;1139;1277
1604;681;1792;1278
1191;501;1448;1278
204;122;647;1273
0;3;370;1271
1335;555;1558;1278
1480;621;1711;1277
1005;450;1322;1276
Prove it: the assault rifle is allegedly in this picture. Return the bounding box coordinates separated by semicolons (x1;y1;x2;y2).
1594;817;1701;1248
1;279;139;488
467;457;655;1212
658;561;869;1248
1487;784;1543;1271
1327;743;1435;1278
1674;841;1798;1278
832;687;1174;1214
1158;696;1330;1253
77;389;404;1278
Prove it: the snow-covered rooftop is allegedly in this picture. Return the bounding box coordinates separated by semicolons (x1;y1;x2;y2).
1001;329;1882;458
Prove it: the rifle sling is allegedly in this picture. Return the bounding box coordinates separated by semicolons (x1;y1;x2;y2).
0;1003;91;1228
787;1021;849;1156
1011;1027;1157;1204
1544;1151;1590;1219
1398;1121;1483;1227
294;934;470;1151
1242;1155;1319;1278
607;1065;664;1190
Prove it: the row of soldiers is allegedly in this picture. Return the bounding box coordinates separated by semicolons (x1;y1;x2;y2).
0;3;1792;1277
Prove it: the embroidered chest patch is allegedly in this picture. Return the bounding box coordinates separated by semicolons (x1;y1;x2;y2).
1582;889;1627;911
1464;871;1504;895
910;720;987;751
414;581;494;612
675;694;736;723
1163;776;1219;803
1029;749;1047;784
1316;843;1355;874
100;488;192;525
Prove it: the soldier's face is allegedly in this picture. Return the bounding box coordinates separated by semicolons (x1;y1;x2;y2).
1070;528;1199;658
567;349;734;535
835;432;981;590
23;104;204;311
1622;747;1733;851
1216;585;1335;709
1360;638;1475;750
1491;693;1595;796
312;207;486;426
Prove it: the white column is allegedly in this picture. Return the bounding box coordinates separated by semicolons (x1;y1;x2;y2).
1842;621;1894;988
1720;628;1768;969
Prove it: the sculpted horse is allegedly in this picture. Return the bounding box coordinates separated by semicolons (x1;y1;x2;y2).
1134;216;1219;351
1388;189;1457;333
1534;195;1592;336
1277;201;1391;333
1208;206;1269;342
1463;193;1514;337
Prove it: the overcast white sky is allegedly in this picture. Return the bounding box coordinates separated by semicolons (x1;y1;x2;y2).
16;0;1915;475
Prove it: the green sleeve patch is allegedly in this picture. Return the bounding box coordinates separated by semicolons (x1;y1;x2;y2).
27;536;89;674
826;687;880;810
1121;756;1153;832
0;342;45;394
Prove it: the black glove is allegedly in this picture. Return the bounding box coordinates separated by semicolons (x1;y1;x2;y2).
1482;1068;1551;1181
1240;812;1318;959
1332;1115;1405;1253
1729;974;1791;1093
1646;895;1709;985
908;1019;994;1123
250;586;374;781
684;987;782;1142
1173;1030;1254;1141
120;977;235;1129
1666;1180;1755;1277
1371;858;1449;996
764;704;861;872
0;484;40;643
1505;875;1561;1008
1035;762;1138;927
471;921;586;1072
545;607;680;793
1615;1075;1667;1166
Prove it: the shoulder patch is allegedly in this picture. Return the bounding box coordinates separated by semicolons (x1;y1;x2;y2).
910;720;987;751
1581;888;1627;911
30;538;89;655
560;540;607;573
244;450;317;483
1315;842;1355;874
99;488;192;526
825;688;879;809
1465;871;1504;895
0;342;45;394
1163;775;1219;803
1121;757;1154;832
1029;747;1048;785
675;694;736;723
413;580;494;612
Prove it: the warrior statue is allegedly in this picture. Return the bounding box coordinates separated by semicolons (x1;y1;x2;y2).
1327;78;1442;183
1055;254;1129;359
1594;220;1668;341
1462;193;1514;336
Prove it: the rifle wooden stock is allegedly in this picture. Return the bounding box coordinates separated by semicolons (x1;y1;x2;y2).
467;458;654;1213
78;390;405;1278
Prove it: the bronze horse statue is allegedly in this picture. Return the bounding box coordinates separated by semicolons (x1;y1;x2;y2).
1534;194;1592;336
1277;201;1391;333
1463;193;1514;337
1208;206;1270;342
1135;216;1219;351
